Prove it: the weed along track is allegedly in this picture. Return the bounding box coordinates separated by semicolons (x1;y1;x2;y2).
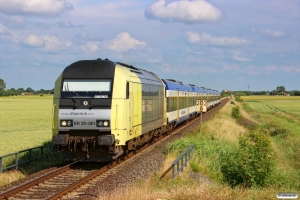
0;98;229;200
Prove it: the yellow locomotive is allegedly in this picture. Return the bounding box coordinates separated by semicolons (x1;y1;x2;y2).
52;59;167;161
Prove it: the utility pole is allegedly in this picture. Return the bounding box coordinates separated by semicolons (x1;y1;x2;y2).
248;84;250;92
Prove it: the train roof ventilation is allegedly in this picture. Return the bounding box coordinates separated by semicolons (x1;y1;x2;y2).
96;58;110;60
188;84;195;86
116;62;139;70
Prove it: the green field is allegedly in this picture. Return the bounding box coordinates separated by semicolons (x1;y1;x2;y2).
241;95;300;101
242;95;300;190
242;96;300;137
0;95;53;156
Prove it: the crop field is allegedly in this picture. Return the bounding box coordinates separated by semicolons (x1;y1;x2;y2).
241;95;300;101
0;95;53;156
241;96;300;137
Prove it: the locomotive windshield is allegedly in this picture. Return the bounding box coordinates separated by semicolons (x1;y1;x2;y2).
61;79;112;98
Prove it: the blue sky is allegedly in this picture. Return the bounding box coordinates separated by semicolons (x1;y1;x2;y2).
0;0;299;92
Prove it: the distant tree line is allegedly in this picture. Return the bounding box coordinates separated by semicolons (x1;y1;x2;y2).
230;86;300;96
0;78;54;96
1;78;300;97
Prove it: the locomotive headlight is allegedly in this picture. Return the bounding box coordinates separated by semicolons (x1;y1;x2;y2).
96;120;110;127
60;120;73;127
62;121;67;126
103;121;108;126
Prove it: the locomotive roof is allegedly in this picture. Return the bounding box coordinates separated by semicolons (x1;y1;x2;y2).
62;59;116;79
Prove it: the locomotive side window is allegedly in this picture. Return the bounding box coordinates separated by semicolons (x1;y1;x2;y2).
61;79;112;98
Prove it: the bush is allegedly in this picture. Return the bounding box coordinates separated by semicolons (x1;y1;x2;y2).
220;129;276;187
261;122;289;137
230;101;235;105
231;107;242;119
235;95;243;102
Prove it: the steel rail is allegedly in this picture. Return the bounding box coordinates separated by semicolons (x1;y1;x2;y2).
0;161;78;200
45;142;154;200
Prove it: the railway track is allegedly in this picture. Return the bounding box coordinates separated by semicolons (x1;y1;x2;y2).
0;98;230;200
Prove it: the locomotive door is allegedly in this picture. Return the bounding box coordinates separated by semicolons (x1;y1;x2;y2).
128;82;142;135
128;82;133;133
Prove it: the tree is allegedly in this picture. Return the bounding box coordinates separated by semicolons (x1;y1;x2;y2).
5;90;15;96
26;87;34;93
276;86;286;93
38;89;46;94
292;90;300;96
0;78;6;96
10;88;17;95
17;87;25;94
221;90;232;97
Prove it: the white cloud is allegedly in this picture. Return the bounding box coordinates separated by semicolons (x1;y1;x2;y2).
0;24;12;35
42;35;72;51
22;34;72;51
145;0;222;23
22;34;45;47
56;20;75;28
222;63;239;71
102;32;147;52
232;51;251;62
0;0;74;16
280;65;300;73
81;42;99;53
264;65;277;72
251;28;285;38
185;32;249;46
262;29;285;38
8;16;26;25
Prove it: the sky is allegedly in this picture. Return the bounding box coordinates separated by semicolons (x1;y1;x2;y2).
0;0;299;92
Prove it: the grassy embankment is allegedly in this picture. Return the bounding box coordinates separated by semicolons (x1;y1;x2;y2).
0;95;63;187
97;96;300;200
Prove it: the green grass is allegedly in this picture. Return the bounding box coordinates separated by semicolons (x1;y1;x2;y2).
0;95;53;155
167;134;237;183
240;97;300;190
0;95;64;187
163;96;300;195
241;96;300;139
241;95;300;101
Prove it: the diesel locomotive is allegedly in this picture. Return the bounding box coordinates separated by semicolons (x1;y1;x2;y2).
52;58;221;161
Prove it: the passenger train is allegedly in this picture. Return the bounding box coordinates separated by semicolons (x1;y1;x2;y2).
52;58;221;161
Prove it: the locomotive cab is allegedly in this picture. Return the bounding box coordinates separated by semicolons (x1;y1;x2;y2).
52;59;122;161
